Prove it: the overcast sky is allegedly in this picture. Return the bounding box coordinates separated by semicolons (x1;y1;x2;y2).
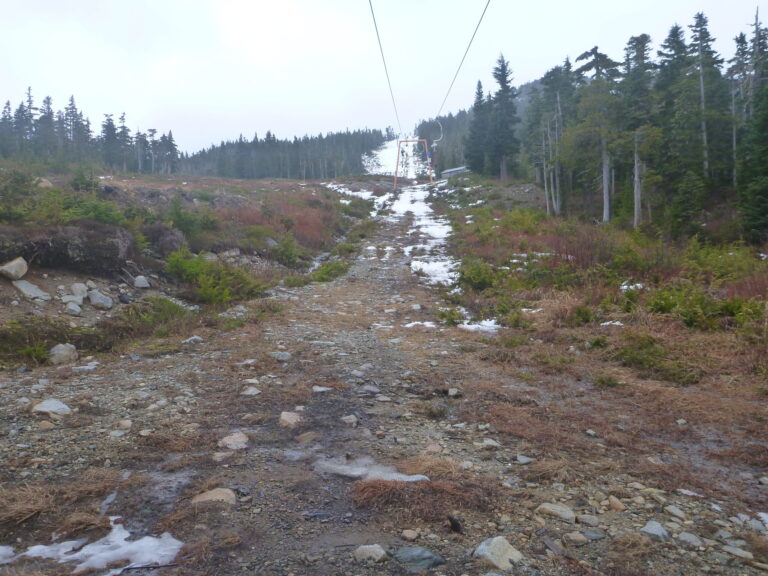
3;1;764;152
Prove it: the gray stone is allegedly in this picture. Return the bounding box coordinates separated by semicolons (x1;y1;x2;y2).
747;518;766;533
191;488;237;505
48;343;78;365
87;290;113;310
0;257;28;280
640;520;670;542
535;502;576;523
341;414;358;427
473;536;523;569
722;545;753;560
71;283;88;297
516;454;535;464
678;532;703;548
133;275;151;289
62;294;83;305
32;398;71;416
240;386;261;396
217;431;248;450
393;547;445;573
65;302;82;316
279;411;302;429
583;529;606;541
12;280;51;301
664;504;686;520
269;351;292;362
760;476;768;486
563;531;589;546
576;514;600;527
353;544;387;563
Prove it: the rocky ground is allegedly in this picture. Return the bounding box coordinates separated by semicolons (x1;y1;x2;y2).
1;187;767;576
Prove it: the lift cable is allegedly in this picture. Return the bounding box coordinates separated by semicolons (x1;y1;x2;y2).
435;0;492;119
368;0;403;137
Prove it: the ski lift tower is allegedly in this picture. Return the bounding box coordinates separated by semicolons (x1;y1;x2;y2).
393;138;433;192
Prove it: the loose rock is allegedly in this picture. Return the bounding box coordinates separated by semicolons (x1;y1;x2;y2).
32;398;71;416
535;502;576;523
0;257;28;280
473;536;523;569
353;544;387;563
218;431;248;450
279;411;302;429
191;488;237;505
48;343;78;365
87;289;113;310
134;275;151;288
640;520;670;542
393;547;445;573
12;280;52;301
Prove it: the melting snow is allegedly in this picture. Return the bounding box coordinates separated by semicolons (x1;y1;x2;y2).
2;518;182;575
600;321;624;327
404;321;437;328
0;546;14;564
315;456;429;482
458;319;500;333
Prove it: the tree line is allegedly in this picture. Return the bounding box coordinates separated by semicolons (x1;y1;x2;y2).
426;11;768;242
179;128;386;180
0;90;386;180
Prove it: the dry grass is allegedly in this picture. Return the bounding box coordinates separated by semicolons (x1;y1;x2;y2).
0;469;123;527
524;458;579;483
57;512;111;540
604;532;653;576
396;456;462;481
351;478;495;521
747;534;768;562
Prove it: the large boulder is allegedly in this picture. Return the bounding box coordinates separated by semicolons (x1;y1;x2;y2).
141;224;186;257
0;222;135;276
0;256;28;280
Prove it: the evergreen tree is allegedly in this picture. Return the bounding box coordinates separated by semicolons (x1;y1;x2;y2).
464;81;489;173
101;114;120;168
488;54;520;183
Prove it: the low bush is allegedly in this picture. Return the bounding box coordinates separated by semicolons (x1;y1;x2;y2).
311;260;349;282
165;250;266;304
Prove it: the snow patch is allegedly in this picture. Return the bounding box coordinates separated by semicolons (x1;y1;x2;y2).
404;321;437;328
315;456;429;482
458;319;500;333
600;321;624;327
4;518;182;575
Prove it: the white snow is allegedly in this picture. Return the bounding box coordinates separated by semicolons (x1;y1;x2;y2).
0;546;15;564
315;455;429;482
620;281;645;292
600;321;624;327
759;512;768;526
5;518;183;575
404;321;437;328
458;319;500;333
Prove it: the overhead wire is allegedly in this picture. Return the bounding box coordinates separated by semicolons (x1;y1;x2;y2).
368;0;403;136
435;0;491;119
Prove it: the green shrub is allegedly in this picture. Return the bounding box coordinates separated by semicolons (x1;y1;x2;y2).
332;242;358;257
312;260;349;282
65;198;125;225
438;307;464;326
283;275;312;288
614;331;701;385
565;304;594;327
594;374;622;388
272;234;301;267
459;259;495;291
166;250;266;304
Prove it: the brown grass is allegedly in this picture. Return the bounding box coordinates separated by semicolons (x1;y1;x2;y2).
397;456;462;481
604;532;653;576
747;534;768;562
351;478;494;521
524;458;578;483
57;512;111;540
0;469;122;527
